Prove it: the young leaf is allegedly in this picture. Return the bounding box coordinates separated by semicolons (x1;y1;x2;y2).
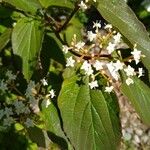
97;0;150;74
121;76;150;126
12;17;44;80
58;73;121;150
0;28;12;52
3;0;42;14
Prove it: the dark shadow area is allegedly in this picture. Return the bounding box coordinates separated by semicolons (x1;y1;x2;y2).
46;6;72;22
128;0;150;30
33;33;66;81
0;127;28;150
85;6;106;32
27;126;46;148
0;4;14;29
47;131;68;150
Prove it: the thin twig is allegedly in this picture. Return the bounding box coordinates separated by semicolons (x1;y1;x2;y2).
54;30;112;60
44;13;61;30
57;3;80;32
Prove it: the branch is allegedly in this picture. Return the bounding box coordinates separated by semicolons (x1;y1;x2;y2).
54;30;112;60
57;3;80;32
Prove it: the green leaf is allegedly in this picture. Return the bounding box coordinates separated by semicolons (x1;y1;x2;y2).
61;16;83;44
41;101;66;139
12;17;44;80
97;0;150;73
3;0;42;14
27;126;47;148
39;0;73;8
0;28;12;52
41;101;73;149
0;5;13;18
58;73;121;150
40;33;66;76
121;76;150;126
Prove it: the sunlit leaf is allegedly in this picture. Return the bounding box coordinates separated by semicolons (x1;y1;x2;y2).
58;71;121;150
39;0;73;8
3;0;41;14
0;28;12;52
41;100;73;149
12;17;44;80
121;75;150;126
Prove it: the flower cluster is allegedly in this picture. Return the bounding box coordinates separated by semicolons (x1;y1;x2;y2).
41;78;56;108
0;71;56;129
0;71;34;128
63;21;145;92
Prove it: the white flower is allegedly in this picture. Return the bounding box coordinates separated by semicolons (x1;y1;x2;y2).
114;60;124;71
138;68;144;78
111;71;119;81
48;89;55;98
131;48;142;64
107;62;115;73
3;117;14;127
105;86;114;93
107;62;120;80
93;21;101;29
66;56;75;67
4;107;13;117
104;24;112;30
62;45;70;54
87;31;96;42
113;33;121;44
6;70;16;81
89;80;98;89
81;61;93;76
41;78;48;86
124;65;135;77
126;77;134;85
93;60;103;70
106;42;116;54
78;1;87;10
93;21;101;32
13;22;16;27
24;118;34;128
0;109;4;120
75;41;85;51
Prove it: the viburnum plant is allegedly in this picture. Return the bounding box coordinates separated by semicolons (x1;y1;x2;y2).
0;0;150;149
